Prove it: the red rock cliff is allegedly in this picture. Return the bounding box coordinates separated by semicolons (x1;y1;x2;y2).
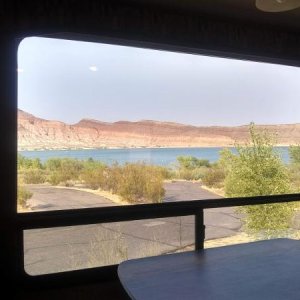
18;109;300;150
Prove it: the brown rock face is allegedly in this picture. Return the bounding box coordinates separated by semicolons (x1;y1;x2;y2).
18;109;300;150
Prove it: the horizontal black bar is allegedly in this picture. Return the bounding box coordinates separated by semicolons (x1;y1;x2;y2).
17;193;300;230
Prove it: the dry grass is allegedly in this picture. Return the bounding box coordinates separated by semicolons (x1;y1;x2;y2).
87;226;128;267
201;185;225;197
67;226;169;270
66;226;300;272
67;225;128;270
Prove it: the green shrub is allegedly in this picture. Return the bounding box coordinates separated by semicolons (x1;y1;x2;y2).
48;171;64;185
45;158;84;185
288;147;300;192
177;156;210;169
289;145;300;164
224;126;290;198
18;154;43;170
223;124;295;238
18;185;32;208
239;203;295;238
176;156;211;180
288;163;300;193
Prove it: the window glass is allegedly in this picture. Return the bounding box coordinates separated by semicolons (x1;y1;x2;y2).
18;38;300;272
24;217;194;275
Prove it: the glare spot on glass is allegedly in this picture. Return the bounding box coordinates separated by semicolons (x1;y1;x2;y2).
89;66;98;72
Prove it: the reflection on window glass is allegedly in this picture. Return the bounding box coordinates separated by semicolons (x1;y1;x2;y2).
18;38;300;269
24;217;194;275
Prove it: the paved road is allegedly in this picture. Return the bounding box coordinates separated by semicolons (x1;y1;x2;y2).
24;182;242;275
26;185;116;210
164;180;220;202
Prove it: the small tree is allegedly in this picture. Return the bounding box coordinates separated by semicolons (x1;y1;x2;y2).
223;124;294;238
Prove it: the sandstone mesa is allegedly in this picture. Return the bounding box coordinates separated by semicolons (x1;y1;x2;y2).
18;109;300;151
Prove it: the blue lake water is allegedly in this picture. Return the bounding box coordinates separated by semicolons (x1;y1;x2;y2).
19;147;291;167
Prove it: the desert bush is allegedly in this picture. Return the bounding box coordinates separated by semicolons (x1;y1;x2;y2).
18;185;32;208
18;154;43;170
201;166;225;188
80;160;107;189
177;166;209;181
113;163;165;203
21;168;46;184
177;168;194;180
153;165;174;180
18;155;46;184
176;156;211;180
116;164;146;202
45;158;84;185
143;167;166;203
47;171;63;185
102;163;123;193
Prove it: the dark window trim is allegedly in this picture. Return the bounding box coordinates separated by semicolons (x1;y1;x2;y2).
13;32;300;288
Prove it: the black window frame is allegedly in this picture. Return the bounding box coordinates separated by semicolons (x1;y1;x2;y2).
2;2;300;290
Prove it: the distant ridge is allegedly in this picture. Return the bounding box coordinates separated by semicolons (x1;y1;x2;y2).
18;109;300;150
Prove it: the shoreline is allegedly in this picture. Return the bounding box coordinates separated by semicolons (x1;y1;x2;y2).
18;144;292;152
18;145;235;151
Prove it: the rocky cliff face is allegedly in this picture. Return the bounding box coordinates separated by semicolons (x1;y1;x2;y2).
18;109;300;150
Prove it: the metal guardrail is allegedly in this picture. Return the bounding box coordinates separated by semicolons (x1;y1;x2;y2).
16;193;300;286
18;193;300;250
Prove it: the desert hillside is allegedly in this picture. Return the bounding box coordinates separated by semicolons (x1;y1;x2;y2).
18;109;300;150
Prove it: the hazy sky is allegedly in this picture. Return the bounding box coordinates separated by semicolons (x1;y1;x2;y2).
17;37;300;126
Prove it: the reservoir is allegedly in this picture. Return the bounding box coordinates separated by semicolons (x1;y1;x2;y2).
19;146;291;166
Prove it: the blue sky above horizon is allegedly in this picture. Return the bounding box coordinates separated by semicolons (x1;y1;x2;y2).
17;37;300;126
